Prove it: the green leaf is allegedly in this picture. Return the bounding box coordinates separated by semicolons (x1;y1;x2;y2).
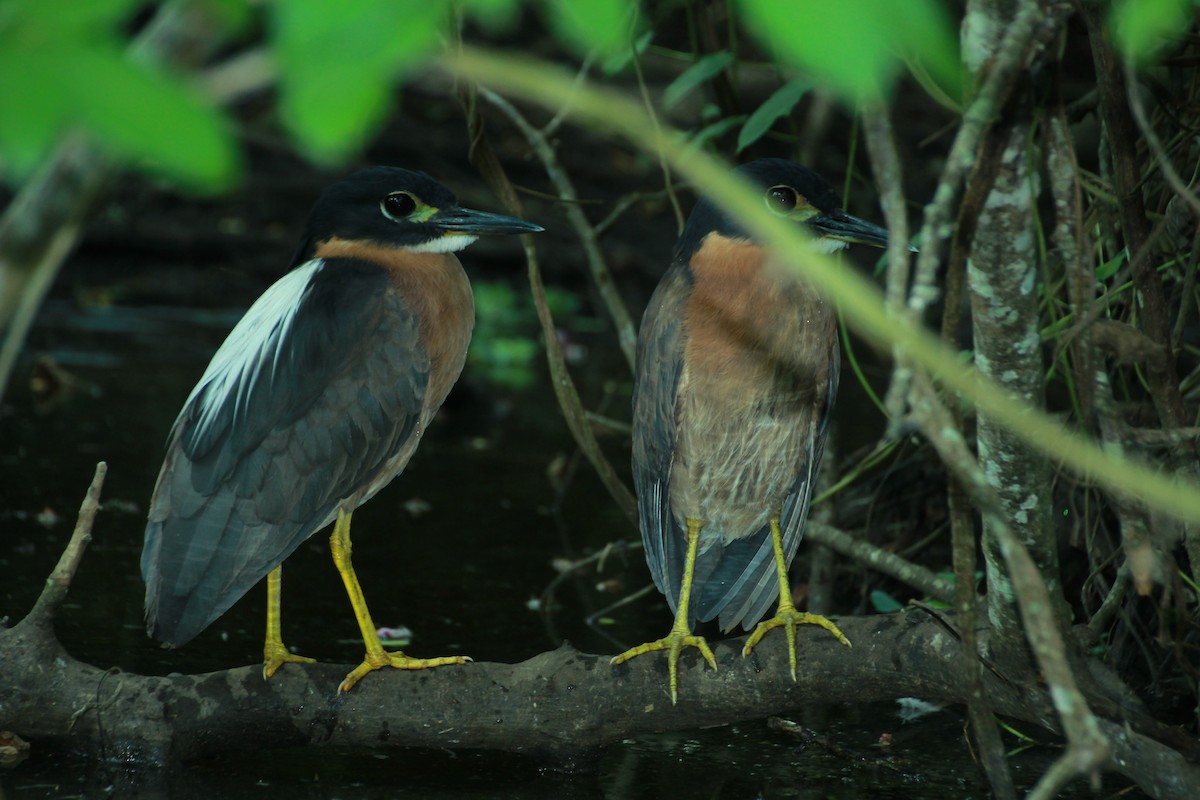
543;286;580;318
1111;0;1194;65
736;78;809;153
271;0;450;163
664;50;734;109
0;41;237;189
0;52;70;179
870;589;903;613
0;0;138;174
683;114;744;153
462;0;521;32
736;0;960;104
0;0;240;188
0;0;141;41
195;0;256;36
1096;251;1126;282
601;29;653;75
540;0;634;57
67;47;239;189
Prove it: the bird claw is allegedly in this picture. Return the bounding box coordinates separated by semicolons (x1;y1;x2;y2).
262;640;317;679
611;631;716;705
338;651;471;693
743;609;850;681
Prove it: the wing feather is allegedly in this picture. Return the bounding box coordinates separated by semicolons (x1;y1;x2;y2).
142;257;430;645
631;264;691;610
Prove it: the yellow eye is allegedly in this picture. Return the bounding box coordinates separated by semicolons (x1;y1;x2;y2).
765;185;798;214
381;192;418;220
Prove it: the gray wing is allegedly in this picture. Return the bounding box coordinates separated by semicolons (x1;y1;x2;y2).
631;264;691;611
698;344;841;633
141;258;429;646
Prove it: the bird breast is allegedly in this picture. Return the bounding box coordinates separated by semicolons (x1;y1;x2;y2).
670;236;835;544
311;238;475;509
388;254;475;411
315;237;475;412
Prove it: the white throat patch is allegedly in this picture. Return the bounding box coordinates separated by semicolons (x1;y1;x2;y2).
808;236;849;254
408;234;478;254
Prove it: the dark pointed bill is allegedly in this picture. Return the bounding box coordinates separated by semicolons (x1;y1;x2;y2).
812;210;917;252
432;206;544;236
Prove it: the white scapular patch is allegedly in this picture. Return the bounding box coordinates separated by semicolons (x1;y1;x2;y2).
407;234;479;254
185;259;323;434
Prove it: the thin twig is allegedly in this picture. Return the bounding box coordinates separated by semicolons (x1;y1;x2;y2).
806;522;954;603
595;188;672;237
543;52;596;139
859;103;915;425
1087;561;1130;636
629;28;684;234
1172;219;1200;354
448;28;639;527
521;232;638;524
1123;62;1200;220
479;87;638;371
28;462;107;626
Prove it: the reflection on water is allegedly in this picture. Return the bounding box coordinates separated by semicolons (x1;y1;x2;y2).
3;703;1105;799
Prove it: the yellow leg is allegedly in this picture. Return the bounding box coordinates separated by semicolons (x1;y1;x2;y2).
742;515;851;680
262;566;316;679
331;509;470;693
611;517;717;704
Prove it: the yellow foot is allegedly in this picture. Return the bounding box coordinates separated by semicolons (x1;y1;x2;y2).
742;610;851;681
338;651;471;694
263;641;317;679
611;633;717;705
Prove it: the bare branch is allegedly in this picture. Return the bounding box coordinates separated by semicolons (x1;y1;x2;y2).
26;462;107;626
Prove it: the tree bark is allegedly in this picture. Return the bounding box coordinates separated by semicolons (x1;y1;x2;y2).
4;605;1200;798
0;609;973;765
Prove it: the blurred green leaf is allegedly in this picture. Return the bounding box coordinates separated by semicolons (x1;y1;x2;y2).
601;29;653;75
468;282;583;389
870;589;903;613
664;50;734;109
684;114;744;152
737;78;809;152
903;49;962;112
196;0;255;36
470;281;540;389
463;0;521;27
0;0;141;41
68;48;239;189
1096;251;1126;282
271;0;450;163
0;0;238;190
543;285;580;318
736;0;960;103
540;0;634;57
1112;0;1194;65
474;281;522;326
0;52;69;177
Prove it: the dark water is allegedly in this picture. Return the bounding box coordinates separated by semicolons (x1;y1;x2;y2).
3;708;1050;799
1;280;1127;798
